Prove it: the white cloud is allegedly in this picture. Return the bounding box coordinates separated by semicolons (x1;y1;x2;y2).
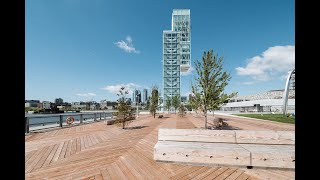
242;81;257;85
76;93;96;97
181;65;194;76
236;45;295;81
126;36;132;43
101;83;141;95
114;35;140;54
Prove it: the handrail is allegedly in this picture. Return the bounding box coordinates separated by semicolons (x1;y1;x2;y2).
25;111;115;134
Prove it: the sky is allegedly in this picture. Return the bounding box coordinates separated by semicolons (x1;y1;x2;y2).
25;0;295;102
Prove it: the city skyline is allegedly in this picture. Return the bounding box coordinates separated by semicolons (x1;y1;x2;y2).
26;0;295;102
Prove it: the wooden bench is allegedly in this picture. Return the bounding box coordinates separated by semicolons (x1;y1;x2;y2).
154;128;295;169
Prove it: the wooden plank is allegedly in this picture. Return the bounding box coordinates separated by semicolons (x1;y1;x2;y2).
214;168;237;180
236;173;250;180
64;139;73;158
33;145;56;170
127;149;168;179
119;155;145;179
25;150;37;163
25;146;50;173
122;153;156;179
239;144;295;168
158;128;236;143
42;144;59;167
225;169;246;180
76;138;81;153
94;174;104;180
191;167;219;180
58;141;68;159
154;141;251;166
202;167;229;180
106;163;127;179
130;147;170;177
236;130;295;145
80;136;85;150
52;142;64;162
115;160;137;180
179;166;210;180
70;138;77;155
169;166;202;180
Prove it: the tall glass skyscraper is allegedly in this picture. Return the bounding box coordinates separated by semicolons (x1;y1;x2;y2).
163;9;191;105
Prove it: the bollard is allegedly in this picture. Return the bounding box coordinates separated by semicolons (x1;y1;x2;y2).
80;114;83;123
100;113;101;120
94;113;97;121
104;112;106;120
25;117;29;133
59;115;63;127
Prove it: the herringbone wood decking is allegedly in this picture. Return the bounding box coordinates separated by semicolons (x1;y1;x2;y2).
25;114;294;179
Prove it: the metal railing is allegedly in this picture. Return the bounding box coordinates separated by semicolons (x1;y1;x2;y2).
25;111;115;133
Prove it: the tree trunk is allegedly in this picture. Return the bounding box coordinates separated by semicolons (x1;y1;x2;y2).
204;107;207;129
212;111;215;125
153;112;155;118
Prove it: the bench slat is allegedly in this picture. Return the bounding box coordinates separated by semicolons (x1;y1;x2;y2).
154;141;251;166
239;144;295;168
158;129;236;143
236;130;294;145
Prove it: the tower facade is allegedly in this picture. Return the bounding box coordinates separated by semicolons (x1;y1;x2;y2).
163;9;191;105
143;89;148;103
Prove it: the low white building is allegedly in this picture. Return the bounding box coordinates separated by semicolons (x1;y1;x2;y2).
221;99;295;112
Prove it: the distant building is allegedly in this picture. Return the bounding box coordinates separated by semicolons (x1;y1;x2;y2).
42;101;51;109
181;96;188;103
54;98;63;105
100;100;108;110
71;102;87;110
132;92;135;103
37;102;43;109
163;9;191;106
25;100;40;107
86;101;99;110
143;89;148;103
107;101;118;110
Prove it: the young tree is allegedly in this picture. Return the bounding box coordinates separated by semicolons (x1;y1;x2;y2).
150;85;159;118
178;103;186;117
192;50;236;129
189;84;202;115
165;96;172;113
171;95;180;114
114;86;134;129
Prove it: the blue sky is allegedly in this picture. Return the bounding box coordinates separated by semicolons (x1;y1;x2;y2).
26;0;295;102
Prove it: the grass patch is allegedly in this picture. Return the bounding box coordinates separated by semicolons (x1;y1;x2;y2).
232;114;295;124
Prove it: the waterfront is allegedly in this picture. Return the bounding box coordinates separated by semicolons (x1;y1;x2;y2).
25;111;115;128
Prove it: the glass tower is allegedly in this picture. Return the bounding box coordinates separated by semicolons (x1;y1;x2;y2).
163;9;191;106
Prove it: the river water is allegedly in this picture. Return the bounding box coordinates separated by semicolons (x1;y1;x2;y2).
25;112;114;127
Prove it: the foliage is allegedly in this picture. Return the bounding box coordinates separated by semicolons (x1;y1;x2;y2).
25;107;43;113
149;85;159;118
191;50;236;129
233;114;295;124
184;104;193;111
114;86;134;129
189;85;202;114
171;95;180;114
212;118;229;129
178;103;186;117
165;96;172;113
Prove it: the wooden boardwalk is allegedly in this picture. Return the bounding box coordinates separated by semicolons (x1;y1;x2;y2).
25;114;294;179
